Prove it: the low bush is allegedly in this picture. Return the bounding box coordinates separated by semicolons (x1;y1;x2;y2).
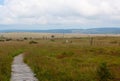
6;38;12;41
29;41;38;44
97;62;113;81
0;39;5;42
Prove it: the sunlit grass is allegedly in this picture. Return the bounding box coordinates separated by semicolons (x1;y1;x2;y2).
0;41;24;81
24;37;120;81
0;37;120;81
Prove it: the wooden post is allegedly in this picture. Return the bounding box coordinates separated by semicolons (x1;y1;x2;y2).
90;37;93;46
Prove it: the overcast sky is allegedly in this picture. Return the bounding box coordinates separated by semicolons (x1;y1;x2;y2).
0;0;120;29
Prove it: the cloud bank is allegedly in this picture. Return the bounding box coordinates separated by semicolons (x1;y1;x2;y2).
0;0;120;27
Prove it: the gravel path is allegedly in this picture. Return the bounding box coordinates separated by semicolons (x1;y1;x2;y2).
10;54;38;81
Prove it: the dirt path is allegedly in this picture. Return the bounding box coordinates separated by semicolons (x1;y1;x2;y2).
10;54;38;81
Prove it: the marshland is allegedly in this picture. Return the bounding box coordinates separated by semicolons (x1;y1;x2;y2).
0;33;120;81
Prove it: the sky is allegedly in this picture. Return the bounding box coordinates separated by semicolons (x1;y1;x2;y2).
0;0;120;29
0;0;4;4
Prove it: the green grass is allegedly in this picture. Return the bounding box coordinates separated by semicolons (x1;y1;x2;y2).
24;37;120;81
0;41;24;81
0;37;120;81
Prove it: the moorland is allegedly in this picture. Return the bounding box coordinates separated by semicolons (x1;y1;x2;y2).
0;33;120;81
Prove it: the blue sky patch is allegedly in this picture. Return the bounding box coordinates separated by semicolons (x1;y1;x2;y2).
0;0;4;5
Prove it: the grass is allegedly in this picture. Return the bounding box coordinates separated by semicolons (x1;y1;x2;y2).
0;41;24;81
0;37;120;81
24;37;120;81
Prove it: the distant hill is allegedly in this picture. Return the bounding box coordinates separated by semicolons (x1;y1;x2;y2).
72;28;120;34
0;28;120;34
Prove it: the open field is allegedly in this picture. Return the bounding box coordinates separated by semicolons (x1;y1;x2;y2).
0;42;24;81
1;32;120;39
0;33;120;81
24;37;120;81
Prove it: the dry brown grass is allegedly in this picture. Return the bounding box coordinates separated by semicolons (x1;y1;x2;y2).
1;32;120;39
0;33;120;81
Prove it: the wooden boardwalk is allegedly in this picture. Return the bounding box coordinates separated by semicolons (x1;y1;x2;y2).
10;54;38;81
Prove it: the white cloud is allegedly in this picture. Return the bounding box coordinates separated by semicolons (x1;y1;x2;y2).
0;0;120;27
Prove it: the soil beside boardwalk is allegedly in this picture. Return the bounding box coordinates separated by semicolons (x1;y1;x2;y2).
10;54;38;81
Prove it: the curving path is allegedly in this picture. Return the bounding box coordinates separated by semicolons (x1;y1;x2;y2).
10;54;38;81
